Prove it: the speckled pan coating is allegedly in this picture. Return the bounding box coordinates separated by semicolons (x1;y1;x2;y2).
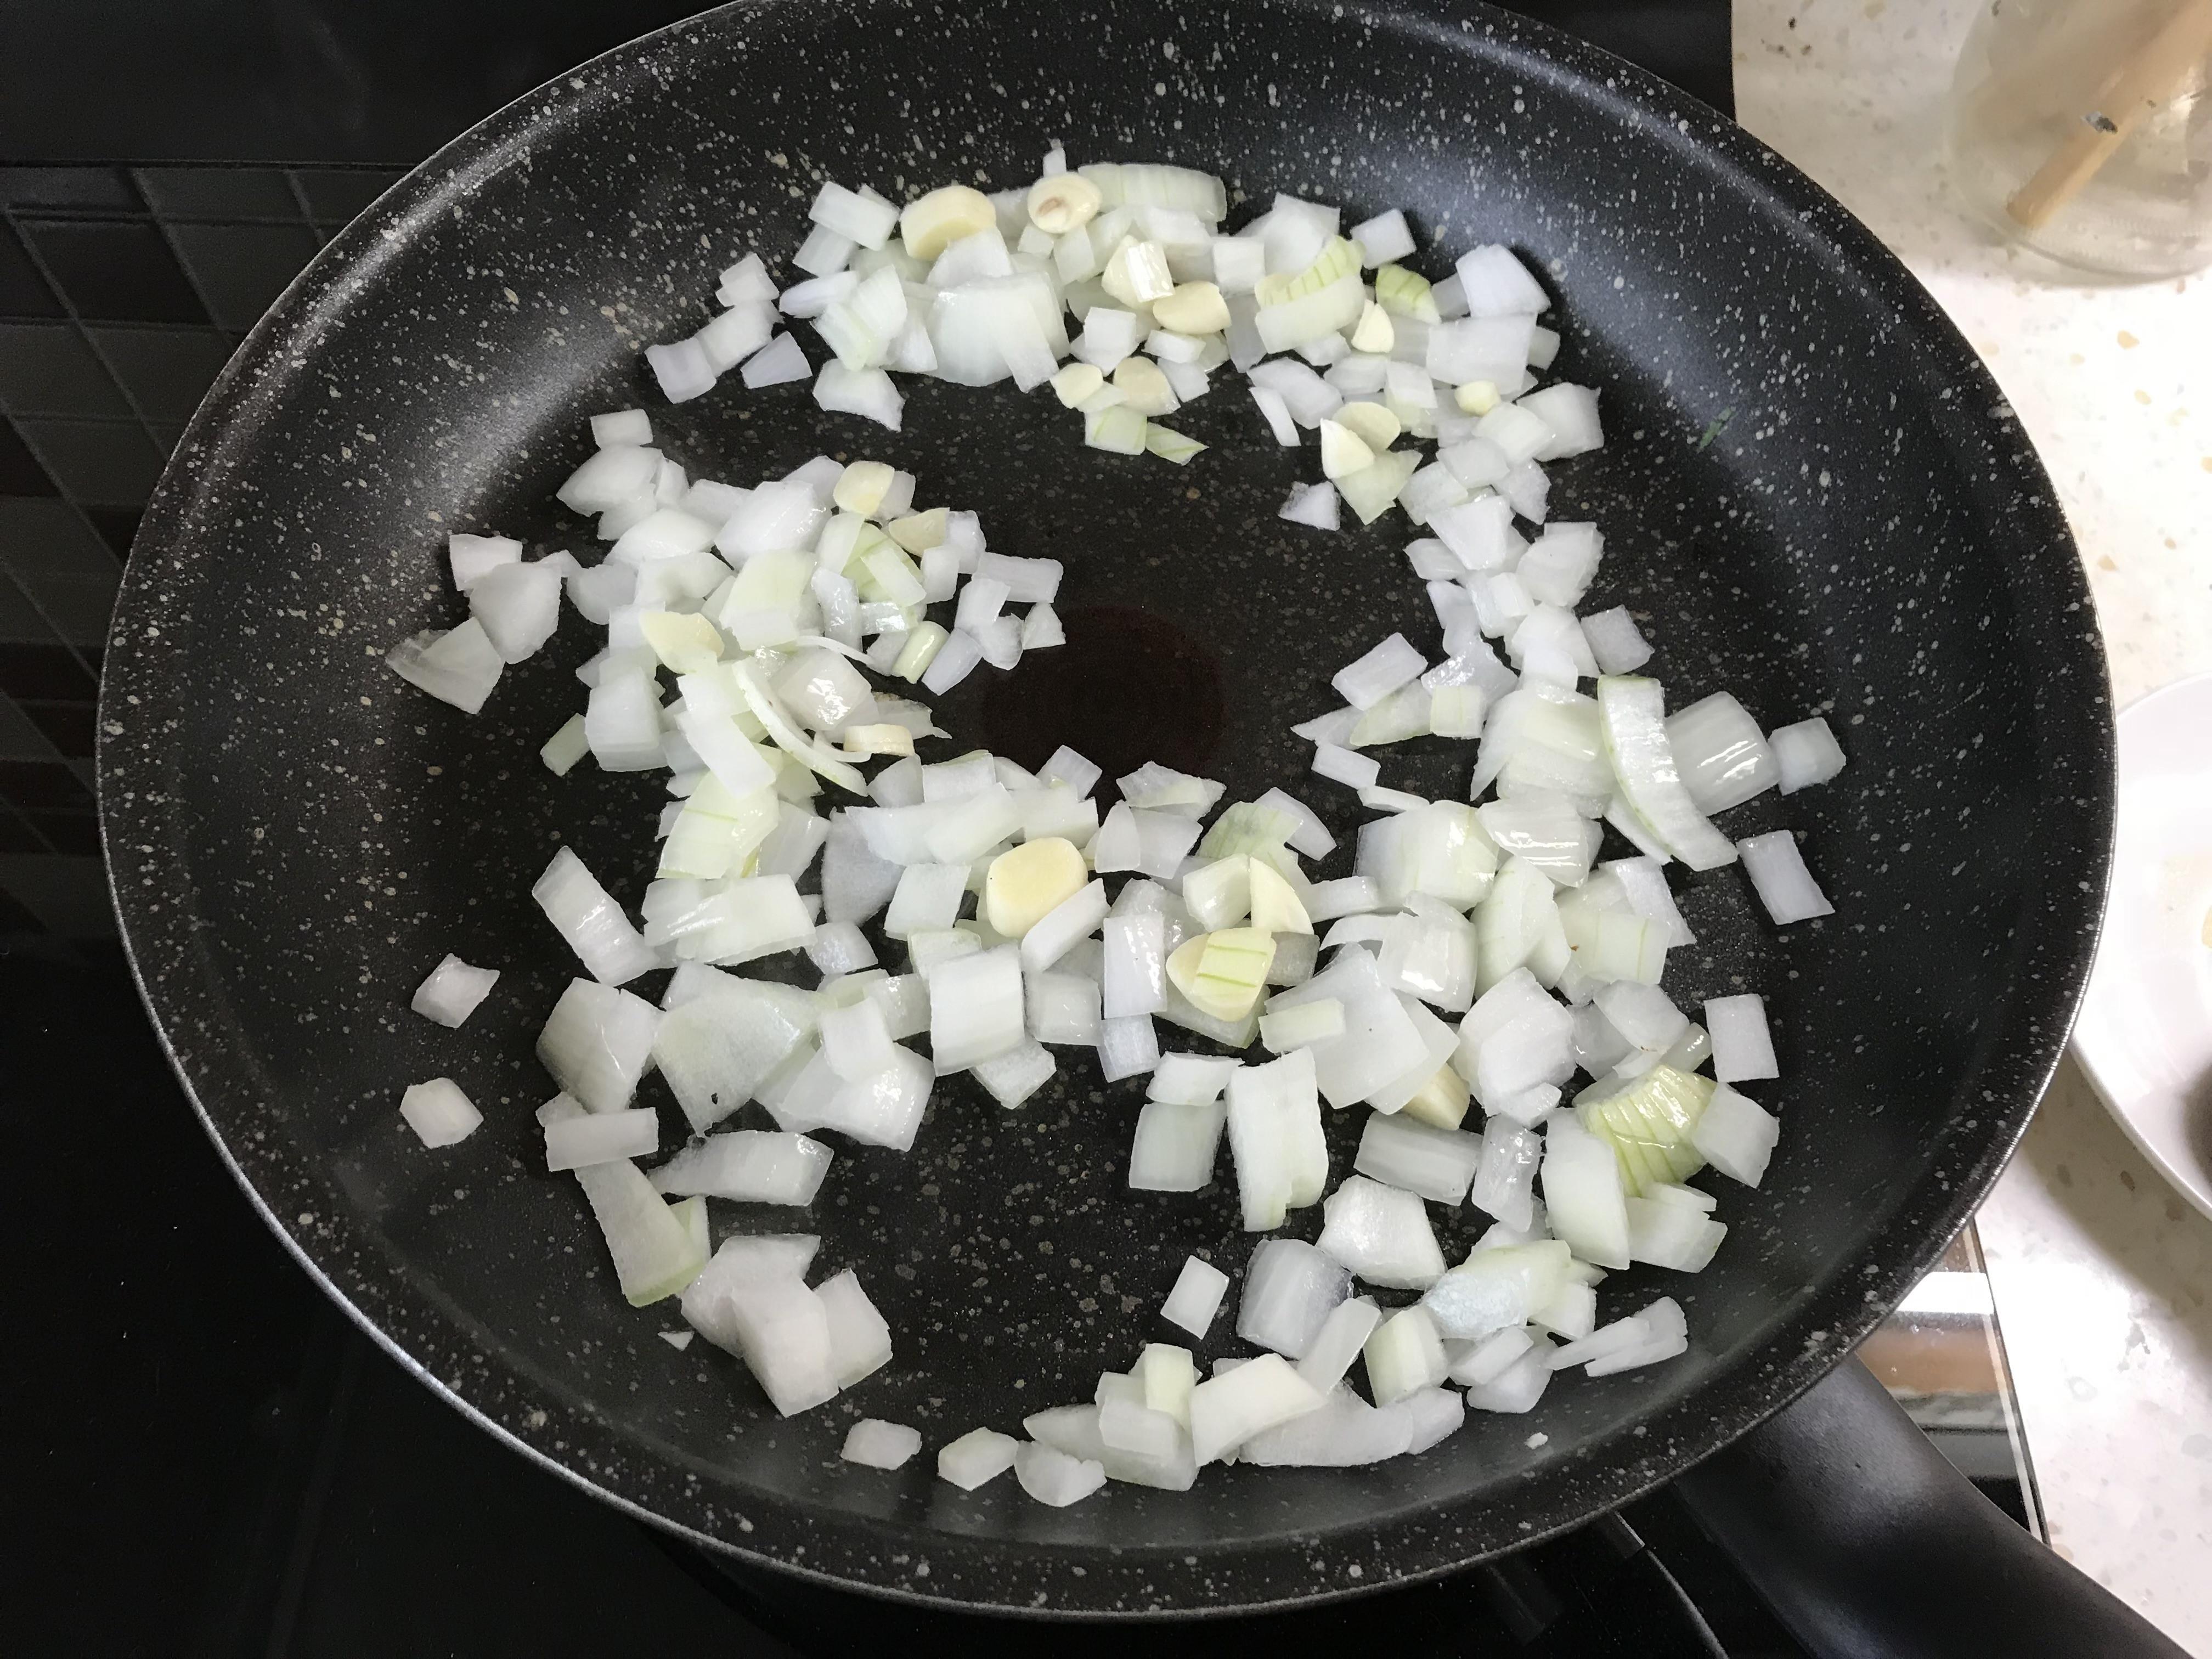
98;0;2111;1618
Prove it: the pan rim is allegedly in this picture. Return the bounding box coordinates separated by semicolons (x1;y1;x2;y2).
96;0;2113;1615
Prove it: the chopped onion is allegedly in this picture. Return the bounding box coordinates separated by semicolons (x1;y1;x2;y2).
840;1418;922;1470
1770;716;1847;793
1597;676;1740;871
1188;1352;1323;1466
1736;830;1834;924
1704;993;1778;1082
1316;1175;1445;1289
398;1078;481;1148
937;1426;1021;1489
1160;1255;1229;1339
410;954;499;1028
1667;692;1779;815
1128;1097;1227;1190
1364;1304;1450;1405
1097;1013;1160;1081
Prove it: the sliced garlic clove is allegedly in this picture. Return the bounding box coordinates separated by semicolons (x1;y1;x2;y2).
899;185;997;261
1026;173;1103;235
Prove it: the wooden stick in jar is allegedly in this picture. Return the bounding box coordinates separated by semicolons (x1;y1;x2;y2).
2006;0;2212;229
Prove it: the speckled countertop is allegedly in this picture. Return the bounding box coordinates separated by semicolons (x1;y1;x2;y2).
1736;0;2212;1649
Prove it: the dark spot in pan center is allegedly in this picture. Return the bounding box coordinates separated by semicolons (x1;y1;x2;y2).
980;602;1224;793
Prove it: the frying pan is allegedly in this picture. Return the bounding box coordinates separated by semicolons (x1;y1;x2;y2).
100;0;2127;1633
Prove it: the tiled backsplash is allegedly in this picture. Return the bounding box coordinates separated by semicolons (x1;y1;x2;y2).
0;162;404;938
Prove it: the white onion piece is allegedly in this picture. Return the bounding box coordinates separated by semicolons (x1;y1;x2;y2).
1469;1116;1544;1231
651;974;815;1131
1015;1441;1108;1506
468;558;565;663
1364;1305;1450;1405
545;1107;658;1171
1331;633;1427;710
1128;1098;1227;1190
1226;1046;1328;1227
1604;854;1695;947
927;945;1025;1072
1316;1176;1446;1289
1303;876;1381;923
937;1426;1020;1489
1580;606;1653;674
1422;1240;1570;1341
1295;1295;1383;1395
538;978;662;1113
1705;994;1778;1082
1540;1115;1631;1269
1692;1081;1781;1186
651;1130;831;1203
1667;692;1779;815
1736;830;1834;924
411;954;499;1028
1453;245;1549;316
719;1275;840;1414
1520;383;1603;459
1312;742;1379;790
1279;481;1341;531
1626;1195;1727;1272
740;333;811;388
386;619;503;714
1771;716;1847;793
840;1419;922;1470
1098;1013;1160;1081
1447;1326;1536;1387
973;1039;1057;1108
398;1078;481;1147
1039;745;1102;794
1189;1353;1324;1466
533;847;658;985
1159;1256;1230;1340
816;1268;893;1387
448;531;522;591
1592;979;1688;1054
1351;207;1416;264
883;862;968;939
1142;1053;1235;1108
1019;878;1108;973
1240;1384;1411;1468
1583;1297;1690;1376
1597;675;1740;871
1464;1341;1555;1413
1238;1238;1351;1356
1025;969;1101;1045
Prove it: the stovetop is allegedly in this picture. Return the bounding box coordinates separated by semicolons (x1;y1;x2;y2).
0;5;2041;1654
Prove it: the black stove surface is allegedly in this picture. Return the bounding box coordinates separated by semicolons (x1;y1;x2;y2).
0;4;1809;1653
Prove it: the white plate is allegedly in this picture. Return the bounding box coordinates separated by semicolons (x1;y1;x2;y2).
2069;672;2212;1222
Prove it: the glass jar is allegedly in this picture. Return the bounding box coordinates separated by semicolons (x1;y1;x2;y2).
1945;0;2212;277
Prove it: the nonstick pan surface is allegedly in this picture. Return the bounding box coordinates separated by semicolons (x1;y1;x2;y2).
99;0;2110;1615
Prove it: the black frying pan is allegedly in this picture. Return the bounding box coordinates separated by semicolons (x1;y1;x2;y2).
100;0;2128;1633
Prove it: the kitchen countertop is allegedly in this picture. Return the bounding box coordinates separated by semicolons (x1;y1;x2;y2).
1735;1;2212;1650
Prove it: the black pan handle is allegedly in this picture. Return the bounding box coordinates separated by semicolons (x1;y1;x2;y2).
1672;1355;2186;1658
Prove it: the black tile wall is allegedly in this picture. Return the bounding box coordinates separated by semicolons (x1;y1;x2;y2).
0;161;403;932
21;219;210;324
295;167;408;225
0;415;57;494
91;327;232;422
0;224;64;319
170;221;321;330
17;418;165;504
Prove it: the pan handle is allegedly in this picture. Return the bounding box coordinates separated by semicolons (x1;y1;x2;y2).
1671;1355;2186;1659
